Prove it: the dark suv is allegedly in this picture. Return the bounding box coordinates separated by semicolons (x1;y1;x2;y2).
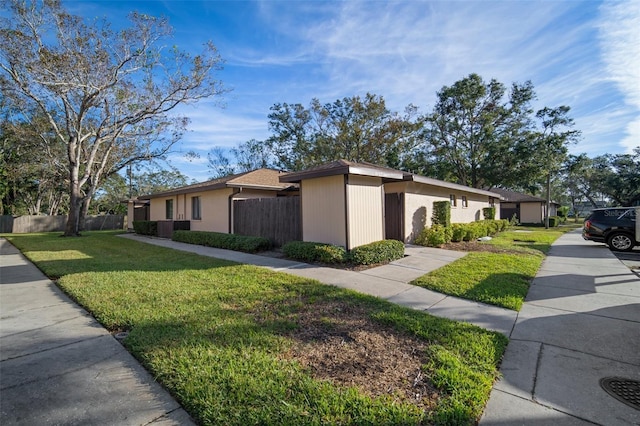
583;207;637;252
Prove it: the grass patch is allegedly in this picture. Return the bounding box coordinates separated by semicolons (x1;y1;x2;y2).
486;226;573;254
412;252;541;311
413;227;574;310
5;231;508;425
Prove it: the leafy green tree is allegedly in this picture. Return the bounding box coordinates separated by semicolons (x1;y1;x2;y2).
422;74;537;189
591;148;640;206
0;116;67;215
532;106;580;228
564;154;601;211
1;0;225;235
266;94;422;171
267;103;314;171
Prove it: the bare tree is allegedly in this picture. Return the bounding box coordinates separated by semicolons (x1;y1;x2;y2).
0;0;226;235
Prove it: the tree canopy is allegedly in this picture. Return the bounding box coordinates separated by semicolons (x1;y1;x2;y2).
0;0;226;235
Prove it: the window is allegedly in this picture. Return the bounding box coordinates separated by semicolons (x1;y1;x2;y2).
165;199;173;220
191;196;201;220
449;194;457;207
462;195;468;208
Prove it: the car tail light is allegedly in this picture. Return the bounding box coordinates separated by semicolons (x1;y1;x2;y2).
584;219;591;230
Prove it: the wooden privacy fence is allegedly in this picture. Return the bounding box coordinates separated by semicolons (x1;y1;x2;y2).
156;220;190;239
233;197;301;246
0;215;125;233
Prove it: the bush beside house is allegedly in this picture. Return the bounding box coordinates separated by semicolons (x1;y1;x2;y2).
172;230;271;253
133;220;157;236
416;219;510;248
283;239;405;265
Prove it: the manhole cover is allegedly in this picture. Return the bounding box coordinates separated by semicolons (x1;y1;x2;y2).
600;377;640;410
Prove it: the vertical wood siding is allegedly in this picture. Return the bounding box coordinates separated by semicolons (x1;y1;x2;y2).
301;175;346;247
346;175;384;249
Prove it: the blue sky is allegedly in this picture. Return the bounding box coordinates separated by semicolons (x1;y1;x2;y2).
68;0;640;182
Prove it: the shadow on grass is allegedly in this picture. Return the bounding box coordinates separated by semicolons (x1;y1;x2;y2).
3;232;238;281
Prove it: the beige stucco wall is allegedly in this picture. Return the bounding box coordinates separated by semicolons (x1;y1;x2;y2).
346;175;384;249
188;188;235;232
149;188;280;234
384;181;499;243
301;175;346;247
149;196;178;221
520;202;543;224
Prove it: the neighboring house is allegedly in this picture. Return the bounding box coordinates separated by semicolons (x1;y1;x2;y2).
280;160;501;249
491;188;558;224
138;169;297;234
123;199;150;231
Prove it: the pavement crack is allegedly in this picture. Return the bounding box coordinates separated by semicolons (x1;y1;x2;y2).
0;315;88;338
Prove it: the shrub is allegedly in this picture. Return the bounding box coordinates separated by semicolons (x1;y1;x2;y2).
450;223;466;242
133;220;157;236
415;224;452;247
350;240;405;265
548;216;560;227
172;230;271;253
282;241;347;264
432;201;451;227
482;207;496;220
557;206;569;219
463;222;485;241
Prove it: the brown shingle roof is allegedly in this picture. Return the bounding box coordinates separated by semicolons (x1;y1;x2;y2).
139;169;297;199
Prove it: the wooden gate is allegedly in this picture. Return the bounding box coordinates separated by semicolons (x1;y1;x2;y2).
384;193;404;242
233;197;301;246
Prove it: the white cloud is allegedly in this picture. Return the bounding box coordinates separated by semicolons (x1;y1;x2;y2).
598;0;640;152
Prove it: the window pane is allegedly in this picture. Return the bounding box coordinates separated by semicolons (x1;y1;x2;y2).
166;199;173;220
192;197;201;220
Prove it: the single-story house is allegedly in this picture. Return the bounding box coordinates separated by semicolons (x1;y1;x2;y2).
138;160;501;249
490;188;558;224
280;160;501;249
138;168;297;234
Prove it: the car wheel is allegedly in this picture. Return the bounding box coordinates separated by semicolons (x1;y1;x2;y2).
606;232;634;252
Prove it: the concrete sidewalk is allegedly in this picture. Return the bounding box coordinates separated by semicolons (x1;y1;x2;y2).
0;239;195;426
481;230;640;425
119;233;519;335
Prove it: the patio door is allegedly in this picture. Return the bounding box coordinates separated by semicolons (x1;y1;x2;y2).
384;193;404;242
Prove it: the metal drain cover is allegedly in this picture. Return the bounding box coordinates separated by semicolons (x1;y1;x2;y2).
600;377;640;410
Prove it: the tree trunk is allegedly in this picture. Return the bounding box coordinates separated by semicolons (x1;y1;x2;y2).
64;137;81;236
545;173;551;229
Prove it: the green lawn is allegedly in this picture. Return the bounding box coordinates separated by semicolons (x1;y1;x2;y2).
5;231;507;425
412;226;576;311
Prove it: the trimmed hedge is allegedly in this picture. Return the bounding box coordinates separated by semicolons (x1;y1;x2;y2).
282;241;347;264
133;220;157;236
432;201;451;227
416;219;510;247
172;230;271;253
350;240;405;265
482;207;496;220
